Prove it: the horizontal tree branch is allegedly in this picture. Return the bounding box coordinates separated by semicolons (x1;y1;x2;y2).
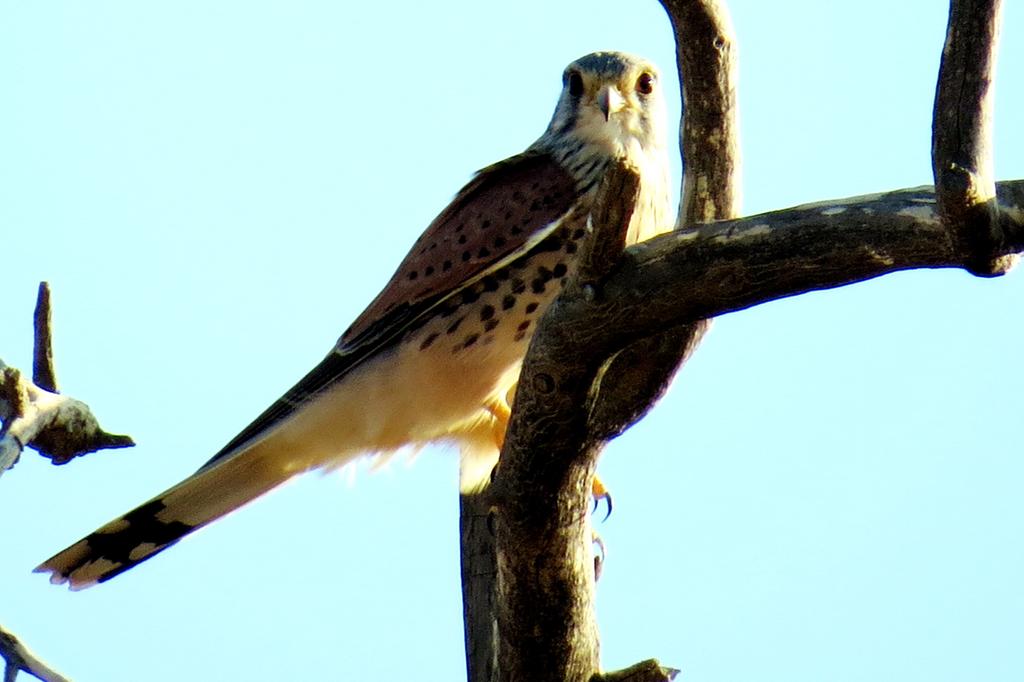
0;361;134;474
595;180;1022;342
495;174;1022;679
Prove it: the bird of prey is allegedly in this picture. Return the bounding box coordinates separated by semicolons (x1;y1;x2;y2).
37;50;672;589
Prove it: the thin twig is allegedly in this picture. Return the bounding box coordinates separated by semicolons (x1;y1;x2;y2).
0;625;71;682
520;181;1024;376
596;659;679;682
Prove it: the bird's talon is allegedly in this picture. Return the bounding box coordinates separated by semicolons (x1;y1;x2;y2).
592;531;607;581
592;476;613;521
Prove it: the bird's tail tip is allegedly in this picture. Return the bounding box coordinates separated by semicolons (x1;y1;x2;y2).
35;538;112;590
35;522;184;590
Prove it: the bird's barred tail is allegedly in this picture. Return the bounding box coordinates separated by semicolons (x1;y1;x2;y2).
36;441;296;589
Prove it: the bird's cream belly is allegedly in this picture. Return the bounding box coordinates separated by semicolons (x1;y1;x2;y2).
267;314;531;477
348;330;524;450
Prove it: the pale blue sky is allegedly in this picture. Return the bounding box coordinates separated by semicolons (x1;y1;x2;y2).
2;2;1022;681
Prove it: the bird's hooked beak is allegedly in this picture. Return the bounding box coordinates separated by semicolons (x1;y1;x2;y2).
596;85;625;122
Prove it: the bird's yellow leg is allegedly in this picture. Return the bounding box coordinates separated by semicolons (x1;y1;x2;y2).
487;385;612;518
483;397;512;450
592;475;613;520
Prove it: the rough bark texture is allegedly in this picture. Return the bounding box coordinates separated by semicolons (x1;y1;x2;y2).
662;0;741;225
520;183;1023;364
461;490;498;682
932;0;1012;275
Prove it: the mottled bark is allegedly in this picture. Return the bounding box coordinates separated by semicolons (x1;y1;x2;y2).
0;284;133;475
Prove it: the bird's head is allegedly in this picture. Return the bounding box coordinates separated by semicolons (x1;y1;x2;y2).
542;51;668;161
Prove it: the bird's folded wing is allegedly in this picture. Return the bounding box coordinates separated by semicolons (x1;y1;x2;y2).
197;150;580;472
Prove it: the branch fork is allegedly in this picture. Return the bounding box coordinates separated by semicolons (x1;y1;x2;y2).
461;0;1019;680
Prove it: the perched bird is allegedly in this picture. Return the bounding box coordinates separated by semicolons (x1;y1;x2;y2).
37;50;672;589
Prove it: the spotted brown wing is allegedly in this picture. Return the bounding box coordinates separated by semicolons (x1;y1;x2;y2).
341;150;579;346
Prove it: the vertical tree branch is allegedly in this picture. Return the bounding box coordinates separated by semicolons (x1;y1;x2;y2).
932;0;1014;275
32;283;58;394
461;490;498;682
662;0;742;224
488;3;742;680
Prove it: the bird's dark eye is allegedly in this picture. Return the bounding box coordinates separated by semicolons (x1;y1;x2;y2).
636;72;655;95
568;71;584;97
